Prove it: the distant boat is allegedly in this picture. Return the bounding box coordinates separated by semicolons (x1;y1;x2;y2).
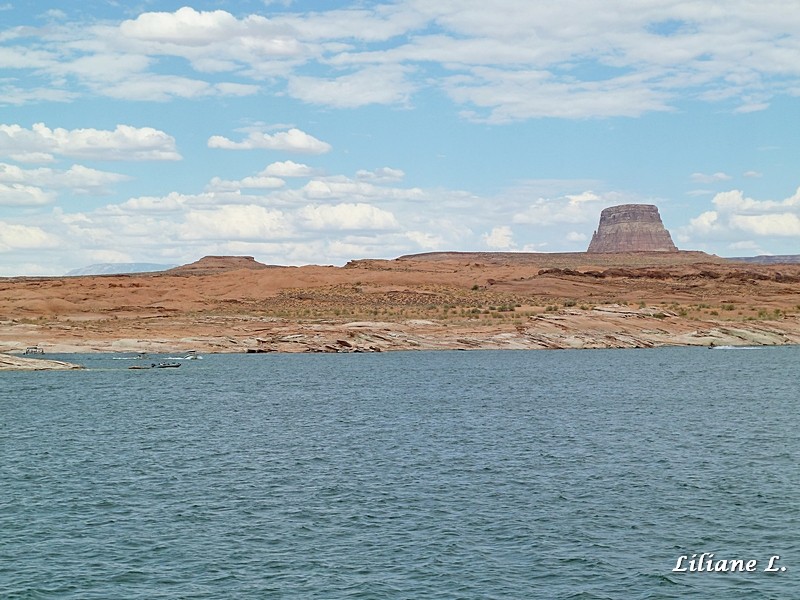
24;346;44;355
113;352;150;361
128;362;181;370
164;351;202;360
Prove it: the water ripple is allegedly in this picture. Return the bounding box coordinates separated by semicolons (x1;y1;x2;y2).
2;347;798;598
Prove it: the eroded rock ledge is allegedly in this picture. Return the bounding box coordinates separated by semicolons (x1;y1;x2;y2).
0;353;85;371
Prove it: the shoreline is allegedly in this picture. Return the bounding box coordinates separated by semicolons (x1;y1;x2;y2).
2;253;800;362
3;306;799;356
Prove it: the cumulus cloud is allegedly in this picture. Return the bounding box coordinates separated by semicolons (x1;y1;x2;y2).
483;225;515;249
297;203;400;231
685;210;721;236
120;7;241;46
0;123;181;161
0;221;60;250
680;187;800;250
729;213;800;236
180;205;293;241
0;162;130;195
208;128;332;154
261;160;318;177
0;183;55;206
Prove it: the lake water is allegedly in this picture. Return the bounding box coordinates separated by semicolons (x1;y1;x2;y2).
2;347;798;599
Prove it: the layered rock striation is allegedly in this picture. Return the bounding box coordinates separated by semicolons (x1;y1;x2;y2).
587;204;677;253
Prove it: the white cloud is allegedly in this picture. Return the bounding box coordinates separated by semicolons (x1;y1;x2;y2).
483;225;515;249
288;65;416;108
712;188;800;213
730;213;800;237
446;67;673;122
512;190;609;225
214;82;260;96
0;222;60;250
1;2;798;120
404;230;445;250
566;231;588;242
690;172;732;184
301;177;424;201
261;160;318;177
0;123;181;161
0;163;130;195
208;128;332;154
565;191;600;203
297;203;400;231
685;210;721;236
686;189;714;197
95;75;215;102
0;183;55;206
180;205;293;241
117;192;191;213
206;175;286;192
356;167;405;183
7;152;55;164
120;7;241;46
680;187;800;250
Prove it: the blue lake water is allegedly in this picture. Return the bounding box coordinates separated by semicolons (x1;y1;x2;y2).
2;347;798;599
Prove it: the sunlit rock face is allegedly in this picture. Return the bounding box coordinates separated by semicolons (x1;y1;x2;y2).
587;204;678;253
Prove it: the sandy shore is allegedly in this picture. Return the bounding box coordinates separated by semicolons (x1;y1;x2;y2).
2;252;799;360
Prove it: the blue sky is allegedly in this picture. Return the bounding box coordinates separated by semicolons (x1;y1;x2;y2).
1;1;799;276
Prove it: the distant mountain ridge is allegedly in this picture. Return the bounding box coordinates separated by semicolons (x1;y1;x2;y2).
65;263;177;276
728;255;800;265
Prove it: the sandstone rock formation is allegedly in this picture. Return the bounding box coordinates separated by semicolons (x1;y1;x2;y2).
167;255;272;275
0;353;84;371
587;204;677;253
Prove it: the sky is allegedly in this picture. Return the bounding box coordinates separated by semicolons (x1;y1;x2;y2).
1;0;799;276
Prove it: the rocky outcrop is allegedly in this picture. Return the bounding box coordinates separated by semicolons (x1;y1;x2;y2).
0;353;84;370
587;204;677;253
166;255;272;275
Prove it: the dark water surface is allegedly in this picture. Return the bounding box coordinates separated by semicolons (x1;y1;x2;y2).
2;347;798;599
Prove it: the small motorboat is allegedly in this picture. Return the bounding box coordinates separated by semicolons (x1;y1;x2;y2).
128;362;181;370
